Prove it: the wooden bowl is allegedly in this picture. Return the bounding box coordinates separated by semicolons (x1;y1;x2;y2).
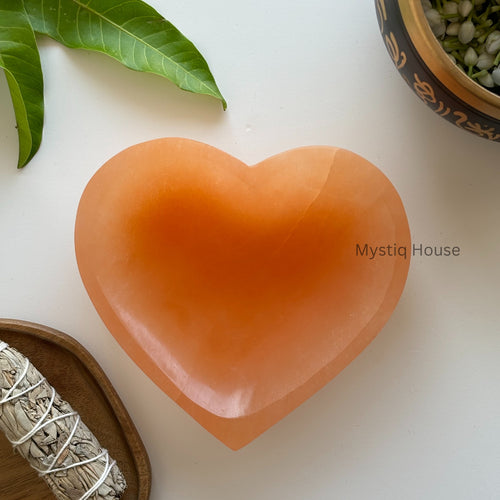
0;319;151;500
376;0;500;142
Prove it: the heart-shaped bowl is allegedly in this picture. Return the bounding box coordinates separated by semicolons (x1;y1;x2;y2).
376;0;500;142
75;138;411;450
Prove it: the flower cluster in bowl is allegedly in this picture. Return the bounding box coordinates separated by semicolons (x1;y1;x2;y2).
423;0;500;94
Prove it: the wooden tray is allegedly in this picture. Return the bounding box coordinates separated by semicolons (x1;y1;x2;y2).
0;319;151;500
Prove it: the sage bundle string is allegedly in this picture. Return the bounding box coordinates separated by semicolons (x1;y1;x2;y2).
0;341;126;499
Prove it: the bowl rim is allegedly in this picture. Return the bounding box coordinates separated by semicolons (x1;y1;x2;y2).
399;0;500;120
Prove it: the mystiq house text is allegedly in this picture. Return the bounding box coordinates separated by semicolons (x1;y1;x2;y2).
355;243;461;260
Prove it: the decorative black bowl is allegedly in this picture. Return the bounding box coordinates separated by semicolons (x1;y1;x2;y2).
376;0;500;142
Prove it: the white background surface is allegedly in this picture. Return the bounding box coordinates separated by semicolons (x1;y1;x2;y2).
1;0;500;498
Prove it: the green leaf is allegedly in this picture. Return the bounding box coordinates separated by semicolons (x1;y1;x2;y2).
0;0;44;168
24;0;226;109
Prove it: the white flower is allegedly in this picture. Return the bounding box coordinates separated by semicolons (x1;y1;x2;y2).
433;22;447;38
477;52;495;70
478;72;495;87
458;0;473;18
421;0;433;12
492;66;500;85
464;47;478;66
443;2;459;22
485;31;500;55
458;20;475;44
446;22;460;36
425;8;442;28
425;9;446;37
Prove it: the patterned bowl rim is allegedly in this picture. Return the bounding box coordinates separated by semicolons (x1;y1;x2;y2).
399;0;500;120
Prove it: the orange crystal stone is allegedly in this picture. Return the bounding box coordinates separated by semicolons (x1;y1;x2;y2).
75;138;410;449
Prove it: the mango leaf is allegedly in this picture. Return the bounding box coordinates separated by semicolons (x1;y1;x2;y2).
24;0;226;109
0;1;44;168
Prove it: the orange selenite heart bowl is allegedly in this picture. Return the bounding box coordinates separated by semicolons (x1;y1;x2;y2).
75;138;411;450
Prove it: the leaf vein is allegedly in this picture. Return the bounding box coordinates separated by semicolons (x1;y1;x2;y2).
69;0;215;94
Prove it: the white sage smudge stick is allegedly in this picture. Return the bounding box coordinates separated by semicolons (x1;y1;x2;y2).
0;341;126;500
